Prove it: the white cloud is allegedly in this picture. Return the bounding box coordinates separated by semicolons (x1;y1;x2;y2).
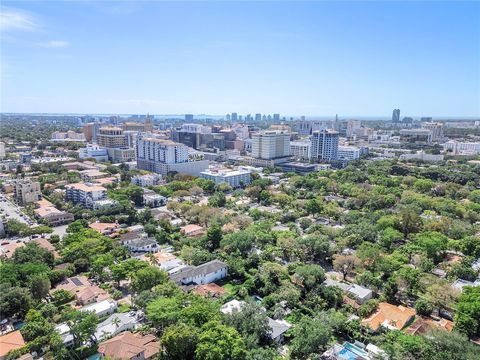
36;40;70;48
0;7;40;32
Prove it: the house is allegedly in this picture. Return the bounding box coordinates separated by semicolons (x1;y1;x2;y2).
362;302;416;331
220;299;246;314
452;279;480;292
170;259;227;285
193;283;227;298
51;276;110;305
0;241;25;259
32;238;60;259
268;318;291;343
142;252;184;271
143;193;167;208
94;313;138;341
80;299;117;317
346;284;373;304
75;285;111;306
180;224;206;237
98;331;160;360
0;330;25;360
55;323;74;346
89;222;120;236
405;316;454;335
122;237;159;254
324;279;373;304
35;199;74;226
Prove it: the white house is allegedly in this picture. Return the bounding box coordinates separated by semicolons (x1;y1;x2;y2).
220;300;246;314
80;299;117;317
170;259;227;285
94;313;138;341
122;237;159;254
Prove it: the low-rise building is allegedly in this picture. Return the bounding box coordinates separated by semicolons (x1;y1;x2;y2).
94;313;138;342
65;183;107;209
35;199;74;226
80;299;117;317
98;331;160;360
170;259;227;285
180;224;206;238
200;168;251;188
143;193;167;208
78;145;109;162
122;237;159;253
361;302;416;331
0;330;26;360
89;222;120;235
337;146;361;161
268;318;292;343
131;174;163;187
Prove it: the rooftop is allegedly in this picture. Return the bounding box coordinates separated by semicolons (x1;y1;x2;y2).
362;302;416;331
0;330;25;358
66;182;106;192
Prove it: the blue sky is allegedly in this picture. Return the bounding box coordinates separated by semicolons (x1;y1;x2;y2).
1;1;479;117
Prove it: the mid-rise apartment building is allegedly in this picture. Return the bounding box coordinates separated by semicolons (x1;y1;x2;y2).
290;140;311;159
131;174;163;187
338;146;361;161
200;168;251;188
65;183;107;209
14;179;42;205
97;127;127;148
251;131;291;160
136;137;208;176
421;122;444;141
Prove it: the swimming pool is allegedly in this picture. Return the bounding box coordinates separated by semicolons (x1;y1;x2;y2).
336;342;369;360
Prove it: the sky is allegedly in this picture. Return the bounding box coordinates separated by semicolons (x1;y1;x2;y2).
1;1;479;117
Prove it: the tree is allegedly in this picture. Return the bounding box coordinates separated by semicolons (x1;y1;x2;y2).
208;192;226;207
64;310;98;346
305;198;323;215
195;321;246;360
206;224;223;251
415;231;448;263
332;254;360;280
224;302;270;347
4;219;30;237
131;266;167;293
161;323;199;360
147;297;182;331
29;274;51;300
425;283;459;315
454;286;480;338
398;208;422;238
415;298;433;316
180;296;220;328
293;264;325;292
0;286;33;319
13;242;54;267
290;316;332;359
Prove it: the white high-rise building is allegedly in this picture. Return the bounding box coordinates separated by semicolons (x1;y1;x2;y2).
310;130;339;161
136;137;208;176
251;131;290;160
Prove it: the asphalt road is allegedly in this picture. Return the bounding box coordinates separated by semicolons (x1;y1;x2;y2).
0;195;36;226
